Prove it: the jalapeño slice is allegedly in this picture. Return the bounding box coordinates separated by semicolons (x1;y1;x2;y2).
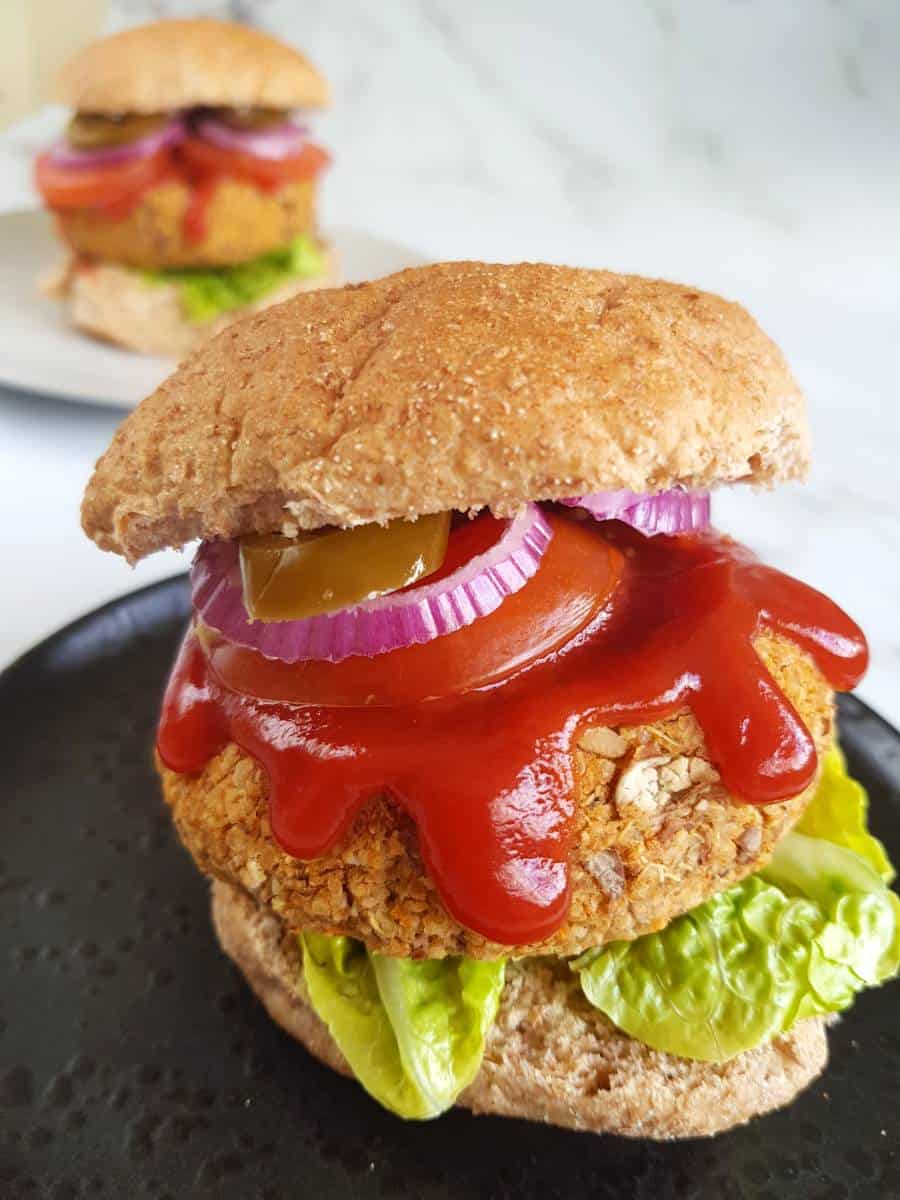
239;513;452;622
66;111;170;150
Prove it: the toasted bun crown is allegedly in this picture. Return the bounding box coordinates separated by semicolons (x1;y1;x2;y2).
57;19;329;114
82;262;809;562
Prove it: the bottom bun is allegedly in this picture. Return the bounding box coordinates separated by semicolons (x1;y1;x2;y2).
45;248;339;359
211;880;828;1139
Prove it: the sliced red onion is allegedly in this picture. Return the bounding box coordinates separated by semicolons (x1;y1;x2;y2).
191;504;553;665
49;118;184;169
561;489;711;535
193;117;309;160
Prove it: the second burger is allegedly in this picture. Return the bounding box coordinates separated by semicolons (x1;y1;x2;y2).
35;19;335;357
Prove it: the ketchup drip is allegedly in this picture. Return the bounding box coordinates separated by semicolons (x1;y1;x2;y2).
157;520;868;946
178;163;282;244
180;173;221;244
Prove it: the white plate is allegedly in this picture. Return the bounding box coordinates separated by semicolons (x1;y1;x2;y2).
0;210;428;410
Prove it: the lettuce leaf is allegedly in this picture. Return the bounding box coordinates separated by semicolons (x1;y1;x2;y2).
300;932;505;1119
795;745;893;881
143;233;325;324
761;833;900;1005
573;753;899;1062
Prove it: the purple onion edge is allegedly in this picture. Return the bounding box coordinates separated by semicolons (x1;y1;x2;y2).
564;488;711;534
48;117;185;169
190;504;553;665
192;116;309;161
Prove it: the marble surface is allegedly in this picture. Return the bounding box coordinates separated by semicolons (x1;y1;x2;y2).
1;0;899;726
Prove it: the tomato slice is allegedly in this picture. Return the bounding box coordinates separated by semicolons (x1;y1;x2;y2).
178;137;330;187
204;512;625;707
34;148;173;211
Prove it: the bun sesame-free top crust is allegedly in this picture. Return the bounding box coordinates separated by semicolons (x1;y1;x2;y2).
56;19;330;114
82;261;810;562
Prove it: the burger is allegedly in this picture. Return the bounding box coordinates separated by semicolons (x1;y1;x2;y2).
81;262;899;1139
35;19;334;358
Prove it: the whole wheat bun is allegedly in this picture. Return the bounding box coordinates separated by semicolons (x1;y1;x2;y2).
56;19;329;114
82;261;809;563
211;880;828;1140
47;248;339;359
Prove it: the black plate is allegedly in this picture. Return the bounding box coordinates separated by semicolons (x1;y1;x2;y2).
2;577;899;1200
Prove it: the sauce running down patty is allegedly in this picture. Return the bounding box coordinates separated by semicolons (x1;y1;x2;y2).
157;513;867;947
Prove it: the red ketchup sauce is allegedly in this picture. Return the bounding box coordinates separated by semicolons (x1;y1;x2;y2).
180;172;221;244
157;515;868;946
176;149;288;244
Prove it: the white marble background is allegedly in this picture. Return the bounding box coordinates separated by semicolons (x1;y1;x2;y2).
110;0;900;277
2;0;899;723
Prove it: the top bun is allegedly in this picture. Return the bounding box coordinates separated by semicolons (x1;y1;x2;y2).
82;262;809;562
57;19;330;114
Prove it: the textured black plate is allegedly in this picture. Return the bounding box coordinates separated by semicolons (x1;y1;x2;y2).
2;577;899;1200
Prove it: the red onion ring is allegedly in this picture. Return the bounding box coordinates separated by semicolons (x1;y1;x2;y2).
191;505;553;664
561;489;711;535
192;117;309;161
49;118;184;169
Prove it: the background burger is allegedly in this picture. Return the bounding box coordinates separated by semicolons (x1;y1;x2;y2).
35;19;334;358
82;261;899;1138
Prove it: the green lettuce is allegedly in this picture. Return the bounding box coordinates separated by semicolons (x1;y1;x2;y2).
142;233;325;324
300;932;505;1119
573;752;900;1062
795;745;893;881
